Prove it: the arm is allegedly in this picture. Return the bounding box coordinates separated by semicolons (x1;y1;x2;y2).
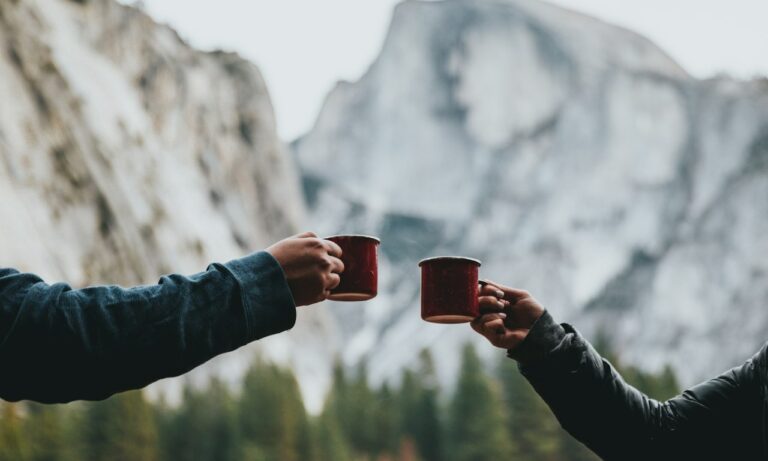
0;233;344;403
472;283;765;460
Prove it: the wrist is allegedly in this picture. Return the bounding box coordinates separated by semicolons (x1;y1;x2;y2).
222;251;297;340
507;310;565;364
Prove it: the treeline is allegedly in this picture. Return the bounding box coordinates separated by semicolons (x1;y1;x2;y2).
0;343;677;461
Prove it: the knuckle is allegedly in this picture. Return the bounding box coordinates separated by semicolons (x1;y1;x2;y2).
307;275;323;291
306;238;324;249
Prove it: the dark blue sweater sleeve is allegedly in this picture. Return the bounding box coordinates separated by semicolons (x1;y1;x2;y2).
0;251;296;403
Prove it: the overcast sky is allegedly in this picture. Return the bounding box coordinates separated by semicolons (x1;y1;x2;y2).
128;0;768;141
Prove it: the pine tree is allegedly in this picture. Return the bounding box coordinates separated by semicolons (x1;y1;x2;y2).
239;358;310;461
448;343;514;461
311;409;352;461
315;359;354;461
593;331;680;401
24;402;67;461
161;378;241;461
60;402;88;461
0;402;31;461
654;365;680;401
498;356;560;461
153;395;178;461
323;359;380;457
373;383;399;458
346;362;378;455
398;349;443;461
81;391;159;461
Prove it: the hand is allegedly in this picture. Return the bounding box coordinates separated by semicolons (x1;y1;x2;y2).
266;232;344;306
471;282;545;351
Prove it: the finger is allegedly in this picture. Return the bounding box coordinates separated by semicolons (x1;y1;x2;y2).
479;279;500;290
479;280;530;300
327;273;341;290
501;287;531;302
479;284;507;300
479;312;507;322
328;256;345;274
478;296;507;313
470;315;485;333
323;239;343;258
479;281;509;300
471;312;506;333
479;278;496;286
475;312;508;323
295;231;318;238
483;318;507;335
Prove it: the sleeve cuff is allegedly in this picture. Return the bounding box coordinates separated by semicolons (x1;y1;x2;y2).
221;251;297;341
507;310;566;364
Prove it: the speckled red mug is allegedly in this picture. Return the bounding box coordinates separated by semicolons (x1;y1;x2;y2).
419;256;481;323
326;235;380;302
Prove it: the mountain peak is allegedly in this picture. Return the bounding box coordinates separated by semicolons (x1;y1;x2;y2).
295;0;768;392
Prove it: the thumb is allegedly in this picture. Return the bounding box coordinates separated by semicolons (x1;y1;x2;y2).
294;231;318;239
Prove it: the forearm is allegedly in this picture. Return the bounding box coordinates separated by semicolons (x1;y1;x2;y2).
513;313;765;460
514;313;676;460
474;284;765;458
0;251;295;403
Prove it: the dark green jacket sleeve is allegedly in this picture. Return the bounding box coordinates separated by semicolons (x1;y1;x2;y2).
514;312;767;460
0;251;296;403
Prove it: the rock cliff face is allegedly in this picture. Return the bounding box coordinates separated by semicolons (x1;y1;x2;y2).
0;0;335;406
3;0;767;409
295;0;768;387
0;0;303;283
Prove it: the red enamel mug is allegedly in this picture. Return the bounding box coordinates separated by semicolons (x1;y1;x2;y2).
325;235;380;301
419;256;481;323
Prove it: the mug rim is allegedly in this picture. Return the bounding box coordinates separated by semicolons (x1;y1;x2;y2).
418;256;481;267
325;234;381;244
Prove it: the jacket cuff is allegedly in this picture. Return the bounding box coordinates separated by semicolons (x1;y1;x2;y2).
507;310;566;364
221;251;297;341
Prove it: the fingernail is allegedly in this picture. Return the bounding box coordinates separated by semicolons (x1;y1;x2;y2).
503;300;511;307
497;301;505;309
498;312;507;319
496;290;504;298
